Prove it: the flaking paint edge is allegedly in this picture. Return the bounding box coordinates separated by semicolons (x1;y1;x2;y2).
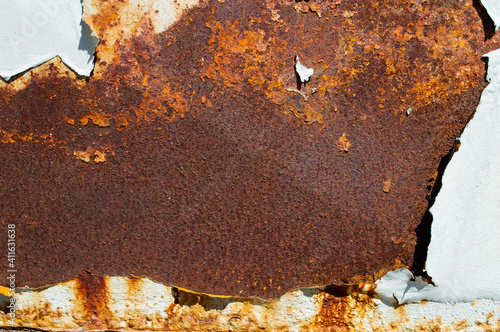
1;0;500;329
0;0;98;81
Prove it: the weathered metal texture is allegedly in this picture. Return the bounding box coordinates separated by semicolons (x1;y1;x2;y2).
0;275;499;331
0;0;499;299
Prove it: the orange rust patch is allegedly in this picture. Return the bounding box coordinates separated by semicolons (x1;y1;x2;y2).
314;292;372;331
74;147;109;163
15;301;67;328
336;133;351;154
383;179;392;193
80;114;111;128
94;150;107;163
315;295;350;331
203;20;272;93
0;129;15;143
454;319;470;330
136;81;189;121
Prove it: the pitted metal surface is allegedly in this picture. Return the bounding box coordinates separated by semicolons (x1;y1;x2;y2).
0;0;498;298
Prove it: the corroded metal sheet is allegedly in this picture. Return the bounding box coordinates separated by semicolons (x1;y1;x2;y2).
0;0;498;299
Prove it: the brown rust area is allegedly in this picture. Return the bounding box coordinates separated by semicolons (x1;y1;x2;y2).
75;272;113;329
0;0;499;299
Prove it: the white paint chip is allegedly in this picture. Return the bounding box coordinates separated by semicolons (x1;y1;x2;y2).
0;0;98;81
376;269;442;305
294;55;314;83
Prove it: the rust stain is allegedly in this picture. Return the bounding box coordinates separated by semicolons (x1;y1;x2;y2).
315;294;353;331
75;272;113;329
0;0;499;300
0;129;15;144
126;275;142;299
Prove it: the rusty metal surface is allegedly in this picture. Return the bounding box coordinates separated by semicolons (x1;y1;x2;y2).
0;0;498;299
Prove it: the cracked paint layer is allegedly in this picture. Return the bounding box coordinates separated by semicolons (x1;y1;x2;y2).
0;0;98;81
0;0;499;301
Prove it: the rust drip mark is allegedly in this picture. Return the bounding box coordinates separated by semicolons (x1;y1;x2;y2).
126;275;142;294
313;282;377;329
75;271;113;329
80;114;111;127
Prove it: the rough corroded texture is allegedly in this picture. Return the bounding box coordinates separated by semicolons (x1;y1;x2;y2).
0;0;498;298
1;276;499;331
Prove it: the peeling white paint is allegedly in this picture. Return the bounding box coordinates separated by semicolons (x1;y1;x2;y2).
375;269;434;305
270;289;318;331
14;281;79;328
139;0;202;34
0;0;98;81
15;282;77;313
373;298;500;331
480;0;500;31
425;46;500;302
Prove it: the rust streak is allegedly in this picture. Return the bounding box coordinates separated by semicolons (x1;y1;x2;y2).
75;271;113;329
